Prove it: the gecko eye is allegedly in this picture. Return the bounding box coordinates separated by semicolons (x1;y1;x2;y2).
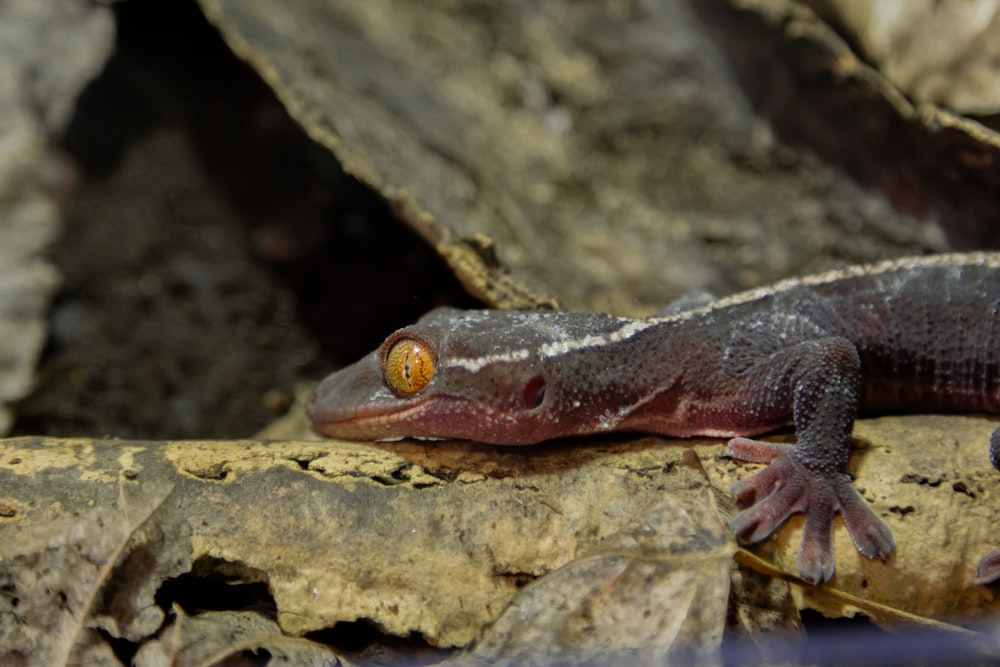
522;375;546;410
383;337;435;395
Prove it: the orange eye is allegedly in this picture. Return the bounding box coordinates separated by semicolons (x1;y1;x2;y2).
384;337;435;395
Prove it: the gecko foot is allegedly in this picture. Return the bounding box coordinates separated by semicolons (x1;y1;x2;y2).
727;437;895;583
975;549;1000;585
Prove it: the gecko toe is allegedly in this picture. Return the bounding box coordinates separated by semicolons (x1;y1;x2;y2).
975;549;1000;585
732;470;807;544
727;437;794;464
835;476;894;559
732;498;803;545
731;463;783;508
797;501;836;583
729;438;798;507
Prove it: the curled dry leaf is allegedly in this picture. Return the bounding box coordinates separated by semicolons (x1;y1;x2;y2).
699;0;1000;250
196;0;940;315
133;608;347;667
0;448;182;665
820;0;1000;115
459;495;732;665
0;1;114;435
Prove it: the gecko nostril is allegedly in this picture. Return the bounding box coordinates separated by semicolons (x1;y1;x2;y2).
523;375;547;410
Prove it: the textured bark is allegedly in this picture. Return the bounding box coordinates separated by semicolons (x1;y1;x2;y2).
3;415;999;661
196;0;944;315
0;433;731;659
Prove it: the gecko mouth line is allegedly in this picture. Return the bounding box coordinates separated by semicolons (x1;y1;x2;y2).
309;397;439;440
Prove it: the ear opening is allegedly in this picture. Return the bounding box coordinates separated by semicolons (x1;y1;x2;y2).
522;375;547;410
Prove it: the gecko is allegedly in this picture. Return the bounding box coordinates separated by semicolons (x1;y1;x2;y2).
307;252;1000;584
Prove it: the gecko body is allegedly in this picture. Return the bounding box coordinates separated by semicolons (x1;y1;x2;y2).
308;253;1000;584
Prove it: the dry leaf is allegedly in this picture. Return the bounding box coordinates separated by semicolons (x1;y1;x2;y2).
0;1;113;435
196;0;939;315
133;607;347;667
820;0;1000;115
701;0;1000;250
459;496;731;665
0;450;181;664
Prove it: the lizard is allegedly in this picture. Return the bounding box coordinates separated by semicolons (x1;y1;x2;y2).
307;252;1000;584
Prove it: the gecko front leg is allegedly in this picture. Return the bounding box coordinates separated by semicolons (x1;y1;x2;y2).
725;337;895;583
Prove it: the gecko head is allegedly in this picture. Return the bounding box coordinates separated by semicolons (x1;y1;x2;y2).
307;307;602;444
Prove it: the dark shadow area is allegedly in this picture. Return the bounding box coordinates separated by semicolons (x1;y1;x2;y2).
155;555;278;619
14;0;473;440
693;0;1000;251
307;619;451;666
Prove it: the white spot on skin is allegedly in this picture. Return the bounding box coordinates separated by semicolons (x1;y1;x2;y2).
597;409;618;431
